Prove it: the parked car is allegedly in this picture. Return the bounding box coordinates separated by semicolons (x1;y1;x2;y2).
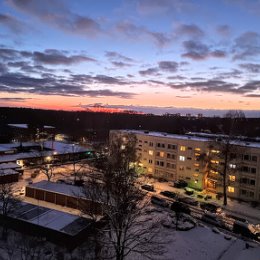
233;221;260;240
184;187;194;195
170;201;191;215
151;196;169;207
201;212;225;227
160;190;177;199
226;214;248;223
173;180;188;188
178;197;198;206
141;184;155;192
200;202;222;213
158;177;168;183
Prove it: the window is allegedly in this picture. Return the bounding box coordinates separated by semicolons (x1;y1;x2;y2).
211;149;220;154
148;150;153;156
149;142;153;147
228;186;234;193
194;148;201;152
138;140;142;143
187;157;192;160
186;167;191;170
249;191;254;197
156;151;164;157
188;147;192;150
229;164;236;169
252;155;257;162
193;173;199;177
148;167;153;173
179;166;184;171
243;154;249;161
250;179;255;186
168;144;176;150
229;175;235;182
167;153;175;159
180;146;186;151
251;168;256;174
166;163;176;169
156;143;165;148
148;159;153;164
179;156;185;161
156;161;164;167
194;163;199;167
210;160;219;164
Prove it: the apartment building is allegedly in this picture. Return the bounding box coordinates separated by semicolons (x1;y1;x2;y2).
110;130;260;202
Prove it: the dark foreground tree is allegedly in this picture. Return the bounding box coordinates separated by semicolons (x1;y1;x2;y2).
80;132;166;260
206;110;245;206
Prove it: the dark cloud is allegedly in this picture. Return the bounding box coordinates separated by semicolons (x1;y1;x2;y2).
0;72;135;98
136;0;192;15
182;40;227;60
0;97;32;102
233;31;260;60
0;13;26;33
105;51;134;62
139;67;159;76
244;94;260;98
111;61;132;68
116;21;171;47
158;61;178;72
239;63;260;73
216;25;231;37
0;63;8;74
176;95;191;98
176;24;204;38
215;69;242;80
7;0;101;37
33;50;96;65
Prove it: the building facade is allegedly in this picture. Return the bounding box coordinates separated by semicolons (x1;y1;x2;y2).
110;130;260;202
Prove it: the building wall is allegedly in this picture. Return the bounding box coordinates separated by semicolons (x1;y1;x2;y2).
110;130;260;202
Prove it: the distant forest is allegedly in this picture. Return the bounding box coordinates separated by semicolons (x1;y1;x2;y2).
0;107;260;143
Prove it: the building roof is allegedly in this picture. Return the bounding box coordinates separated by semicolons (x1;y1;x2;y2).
10;201;92;235
8;124;28;129
0;141;91;163
113;129;210;142
112;129;260;149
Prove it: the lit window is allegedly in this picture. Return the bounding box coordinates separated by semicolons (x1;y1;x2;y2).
229;164;236;169
179;156;185;161
194;163;199;167
229;175;235;182
228;186;235;193
180;146;186;151
194;148;201;151
121;145;125;150
148;167;153;173
211;150;220;154
148;150;153;156
210;160;219;164
193;173;199;177
210;170;219;175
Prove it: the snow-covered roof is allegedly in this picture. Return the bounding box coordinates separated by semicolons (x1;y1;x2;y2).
28;180;83;198
0;141;91;163
8;124;28;129
113;129;210;142
10;201;92;235
44;125;55;129
0;168;19;176
112;130;260;149
0;162;21;170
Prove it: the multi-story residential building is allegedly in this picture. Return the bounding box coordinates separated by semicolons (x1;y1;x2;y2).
110;130;260;202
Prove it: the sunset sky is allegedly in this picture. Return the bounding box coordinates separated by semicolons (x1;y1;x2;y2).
0;0;260;116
